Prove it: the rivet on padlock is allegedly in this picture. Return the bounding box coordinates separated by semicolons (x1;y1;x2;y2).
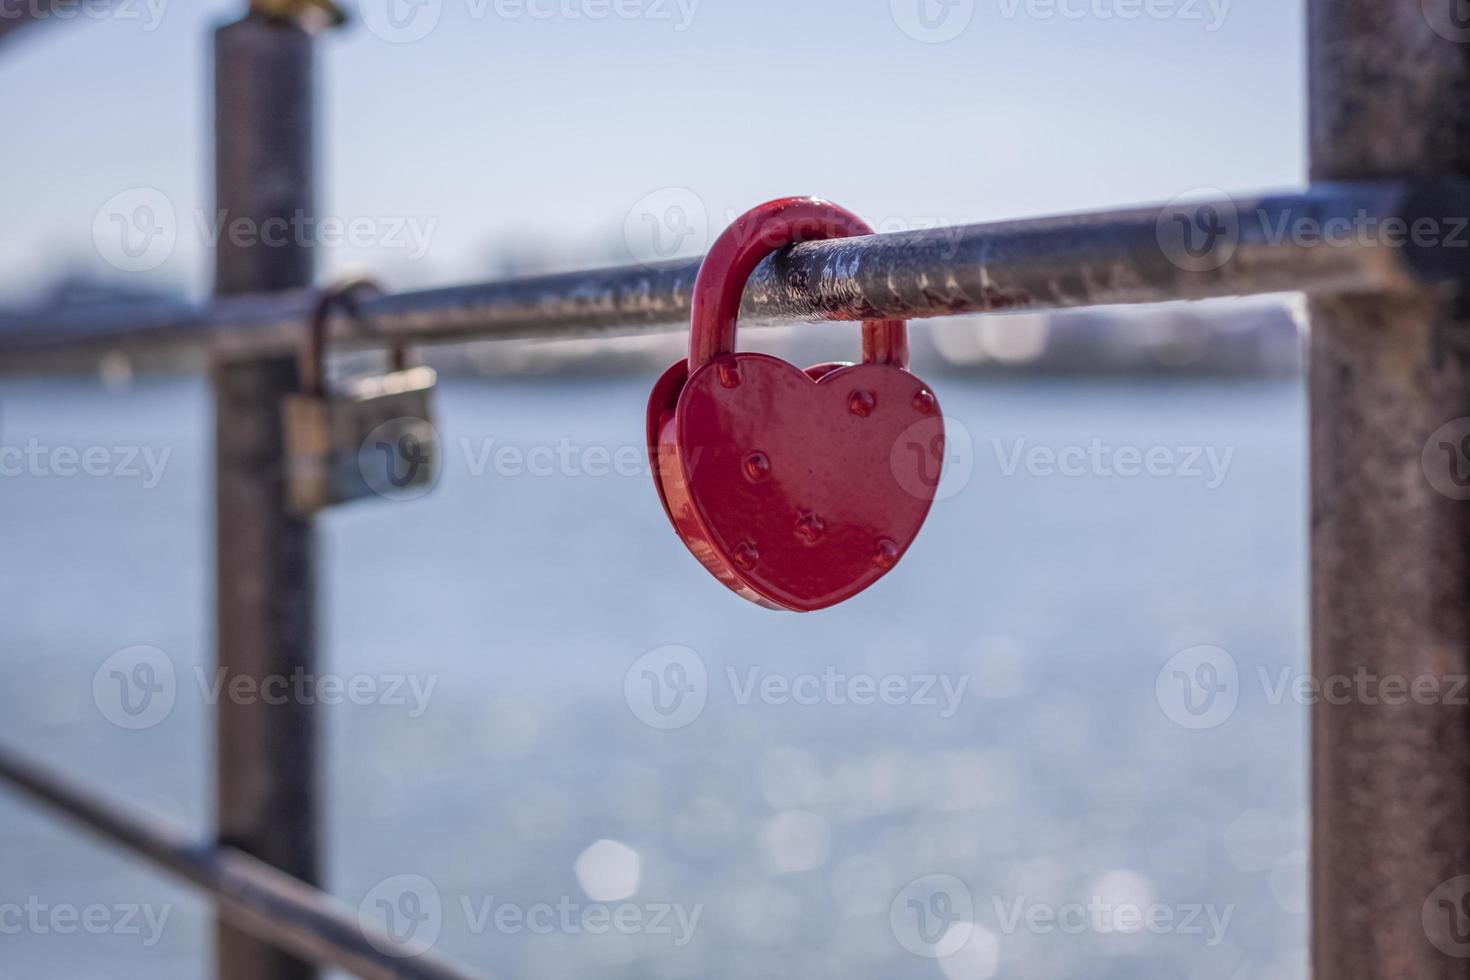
282;278;440;515
645;197;945;612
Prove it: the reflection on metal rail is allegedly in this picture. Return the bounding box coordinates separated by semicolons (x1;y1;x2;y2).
2;180;1466;364
0;744;487;980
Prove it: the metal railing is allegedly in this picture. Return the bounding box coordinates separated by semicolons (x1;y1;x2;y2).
2;180;1463;365
0;749;483;980
2;2;1468;979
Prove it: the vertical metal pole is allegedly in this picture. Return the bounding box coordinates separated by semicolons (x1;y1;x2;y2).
1310;2;1470;977
213;12;319;980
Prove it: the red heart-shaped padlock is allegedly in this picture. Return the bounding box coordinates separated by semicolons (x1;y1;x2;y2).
646;197;945;612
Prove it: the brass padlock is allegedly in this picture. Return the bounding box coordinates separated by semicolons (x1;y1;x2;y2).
282;278;440;515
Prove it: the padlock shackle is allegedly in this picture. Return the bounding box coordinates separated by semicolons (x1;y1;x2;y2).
688;197;908;372
299;277;395;397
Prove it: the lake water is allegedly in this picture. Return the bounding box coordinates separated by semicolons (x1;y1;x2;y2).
0;374;1307;980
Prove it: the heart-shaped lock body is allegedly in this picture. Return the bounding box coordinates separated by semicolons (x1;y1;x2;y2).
646;197;945;612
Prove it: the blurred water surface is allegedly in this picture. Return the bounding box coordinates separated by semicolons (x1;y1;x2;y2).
0;373;1306;980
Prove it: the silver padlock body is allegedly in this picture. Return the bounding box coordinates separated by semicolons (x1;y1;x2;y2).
333;366;439;505
284;366;439;513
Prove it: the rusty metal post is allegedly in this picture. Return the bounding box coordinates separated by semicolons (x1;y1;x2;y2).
212;11;319;980
1309;1;1470;977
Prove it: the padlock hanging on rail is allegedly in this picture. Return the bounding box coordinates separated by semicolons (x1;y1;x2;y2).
646;197;945;612
282;278;441;516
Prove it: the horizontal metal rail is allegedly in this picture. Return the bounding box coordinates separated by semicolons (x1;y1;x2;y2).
3;180;1465;366
0;744;486;980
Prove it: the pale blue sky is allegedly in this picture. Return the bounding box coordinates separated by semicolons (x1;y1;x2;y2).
0;0;1303;303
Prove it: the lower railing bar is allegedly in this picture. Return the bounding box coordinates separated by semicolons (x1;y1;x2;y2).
0;744;487;980
2;180;1464;365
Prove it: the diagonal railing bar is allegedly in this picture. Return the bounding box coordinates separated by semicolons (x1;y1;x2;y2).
0;743;488;980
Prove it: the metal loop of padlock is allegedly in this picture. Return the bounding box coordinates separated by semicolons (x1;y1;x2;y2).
646;197;945;613
282;277;440;515
297;276;400;397
685;199;910;372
